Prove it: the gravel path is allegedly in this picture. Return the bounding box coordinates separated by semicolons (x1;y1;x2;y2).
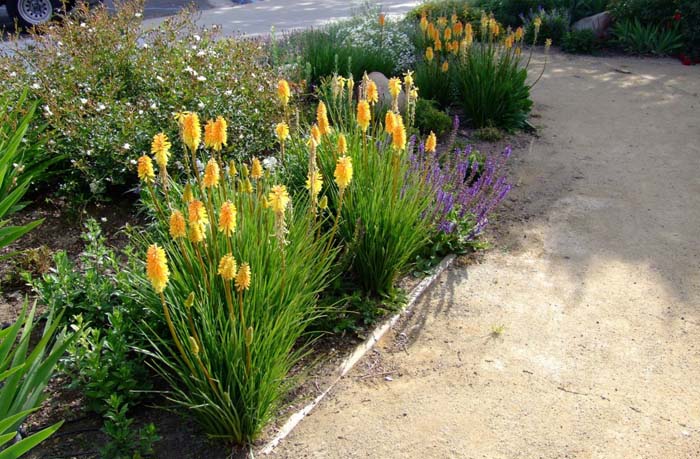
271;52;700;458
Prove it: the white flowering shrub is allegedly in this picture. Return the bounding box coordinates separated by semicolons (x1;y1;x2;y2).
0;0;279;200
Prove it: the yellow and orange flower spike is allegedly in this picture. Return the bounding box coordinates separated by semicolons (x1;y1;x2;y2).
137;155;155;183
218;254;237;281
146;244;169;293
366;80;379;105
176;111;201;152
385;110;396;133
334;155;353;191
183;183;194;203
444;26;452;41
203;158;220;188
188;223;205;243
188;199;208;227
218;201;237;236
441;60;450;73
437;16;447;27
425;131;437;153
515;26;524;41
169;210;187;239
357;100;371;133
235;262;251;292
275;122;289;141
310;124;322;146
337;133;347;155
391;114;406;151
306;170;323;198
204;116;228;152
453;21;463;37
151;133;171;169
403;71;414;90
251;157;263;180
317;101;331;136
435;37;442;51
378;12;385;27
420;15;428;33
268;185;290;216
425;46;434;62
277;79;290;106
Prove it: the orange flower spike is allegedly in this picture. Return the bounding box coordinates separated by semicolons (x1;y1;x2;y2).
146;244;169;293
218;201;237;236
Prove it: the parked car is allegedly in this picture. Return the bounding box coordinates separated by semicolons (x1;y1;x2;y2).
3;0;99;29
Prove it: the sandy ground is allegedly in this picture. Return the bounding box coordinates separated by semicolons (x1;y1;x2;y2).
271;52;700;458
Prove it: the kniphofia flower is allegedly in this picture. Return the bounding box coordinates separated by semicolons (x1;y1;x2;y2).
176;111;201;152
218;254;237;281
388;77;401;100
277;79;290;106
317;101;331;135
275;122;289;141
441;61;449;73
357;100;371;132
203;158;220;188
251;157;263;180
306;170;323;198
420;15;428;32
337;133;347;155
188;199;208;226
425;46;434;62
169;210;186;239
218;201;237;236
137;155;155;183
235;262;251;292
268;185;290;215
378;12;385;27
146;244;169;293
310;124;321;146
151;133;171;169
366;80;379;105
425;131;437;153
391;114;406;151
385;111;396;133
204;116;228;152
183;183;194;203
188;223;205;243
334;155;353;191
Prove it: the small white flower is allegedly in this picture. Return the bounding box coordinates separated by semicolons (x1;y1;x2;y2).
9;72;16;78
96;103;106;112
80;22;86;28
156;76;164;83
135;12;142;17
197;75;206;82
150;102;158;110
31;83;40;90
193;34;201;42
196;50;206;57
80;98;88;105
130;159;137;165
101;217;108;222
197;102;205;109
43;105;53;116
122;143;131;150
224;90;233;96
262;157;278;171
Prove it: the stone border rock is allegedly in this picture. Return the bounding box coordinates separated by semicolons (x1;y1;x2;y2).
260;254;457;455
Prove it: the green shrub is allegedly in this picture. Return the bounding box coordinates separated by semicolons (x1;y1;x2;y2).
0;0;279;202
31;219;159;456
473;126;504;141
608;0;679;25
473;0;571;27
612;18;684;55
569;0;609;23
414;58;453;109
523;8;570;45
409;1;486;23
562;29;601;53
454;41;534;130
679;0;700;61
0;302;75;458
414;99;453;136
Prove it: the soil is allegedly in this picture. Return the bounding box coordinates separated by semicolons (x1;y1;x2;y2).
270;51;700;458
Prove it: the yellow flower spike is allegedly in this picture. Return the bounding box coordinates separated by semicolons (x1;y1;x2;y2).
218;201;237;236
268;185;290;216
305;170;323;199
275;122;289;141
337;133;347;155
453;21;463;37
251;157;263;180
425;46;434;62
188;336;200;355
218;253;238;281
317;101;331;136
356;100;371;133
176;111;201;152
378;12;385;27
277;79;290;106
410;88;419;101
204;116;228;152
425;131;437;154
391;114;407;151
151;133;171;169
444;26;452;41
183;183;194;203
319;195;328;210
334;155;353;191
545;38;552;51
188;223;205;243
366;80;379;105
515;46;522;56
262;196;270;209
235;262;251;292
451;13;458;24
242;178;253;193
202;158;220;188
388;77;402;100
185;292;195;308
137;155;155;183
146;244;169;294
437;16;447;27
188;199;208;227
403;70;414;90
310;124;322;146
533;17;542;30
241;164;249;178
435;37;442;51
228;161;238;178
385;111;396;133
347;76;354;96
420;15;428;32
441;60;449;73
169;210;187;239
515;26;524;41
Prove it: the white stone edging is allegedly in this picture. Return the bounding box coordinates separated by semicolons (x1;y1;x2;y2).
260;254;456;455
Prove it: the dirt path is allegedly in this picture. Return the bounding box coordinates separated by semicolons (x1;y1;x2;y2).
271;53;700;458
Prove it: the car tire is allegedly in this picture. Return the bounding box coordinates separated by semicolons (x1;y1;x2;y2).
6;0;63;28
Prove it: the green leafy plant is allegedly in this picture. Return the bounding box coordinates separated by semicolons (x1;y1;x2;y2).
523;8;569;45
678;0;700;61
562;29;601;53
99;394;160;459
0;302;76;458
613;18;684;55
414;99;452;136
569;0;609;23
0;0;279;202
413;57;454;109
608;0;679;25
